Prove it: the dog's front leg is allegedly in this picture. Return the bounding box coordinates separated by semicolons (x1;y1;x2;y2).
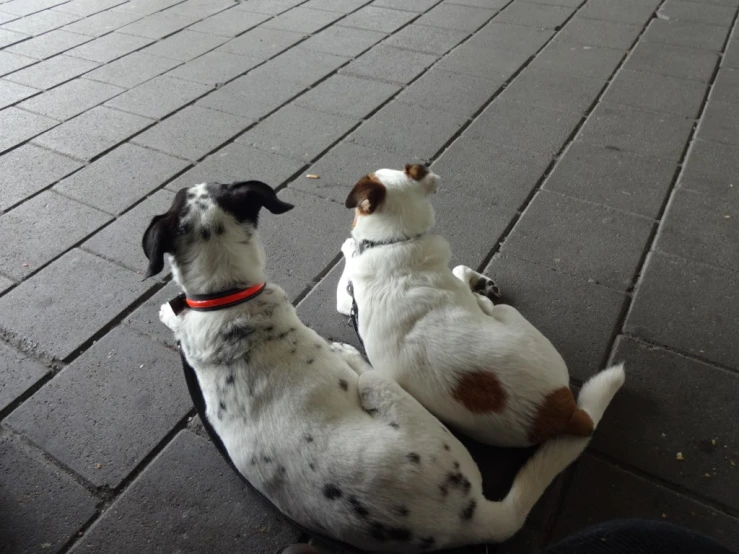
159;302;183;334
336;238;357;316
331;342;371;375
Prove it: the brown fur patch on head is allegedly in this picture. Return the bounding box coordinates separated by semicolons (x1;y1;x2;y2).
405;163;429;181
527;387;593;444
345;174;386;215
452;370;507;414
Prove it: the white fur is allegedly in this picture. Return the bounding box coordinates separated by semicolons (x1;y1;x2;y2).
152;182;575;551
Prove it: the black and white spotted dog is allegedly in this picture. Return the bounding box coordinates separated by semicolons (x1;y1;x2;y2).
144;182;572;551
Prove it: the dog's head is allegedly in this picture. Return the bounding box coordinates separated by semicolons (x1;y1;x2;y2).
345;164;439;242
142;181;293;291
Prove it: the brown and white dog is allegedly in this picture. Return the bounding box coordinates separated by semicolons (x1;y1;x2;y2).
336;164;624;449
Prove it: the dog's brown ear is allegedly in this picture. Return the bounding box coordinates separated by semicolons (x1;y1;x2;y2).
404;163;429;181
345;175;386;215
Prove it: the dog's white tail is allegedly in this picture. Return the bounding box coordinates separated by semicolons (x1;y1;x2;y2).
473;364;625;543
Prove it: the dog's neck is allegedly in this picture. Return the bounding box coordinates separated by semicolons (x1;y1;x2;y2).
170;232;268;296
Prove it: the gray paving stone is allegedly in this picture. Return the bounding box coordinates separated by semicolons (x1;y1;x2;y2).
63;9;142;36
432;136;552;209
0;51;35;76
625;41;719;82
0;13;18;26
698;100;739;146
656;187;739;273
0;106;57;154
164;50;260;86
440;39;532;78
643;19;730;52
383;23;467;54
0;79;37;109
502;190;654;290
104;75;211;119
83;190;175;275
6;326;191;488
523;0;581;5
55;143;188;214
303;0;372;12
340;44;437;84
85;52;181;88
529;40;624;80
294;141;411;203
187;6;270;36
500;66;604;114
235;0;305;15
195;73;300;120
577;103;695;162
216;26;306;59
296;262;363;349
33;105;152;161
142;30;227;61
111;0;185;16
53;0;128;16
552;455;739;552
19;78;124;121
724;39;739;68
348;100;467;160
117;11;198;39
0;248;153;360
132;106;251;161
397;69;501;117
416;2;496;31
681;138;739;187
340;5;416;32
68;430;302;554
557;16;642;50
494;0;574;28
259;188;349;299
165;141;305;192
0;435;98;554
544;143;676;218
65;32;154;64
604;69;707;118
626;252;739;368
0;191;111;279
658;0;735;27
484;253;627;382
373;0;442;10
473;21;555;54
0;0;69;16
164;0;242;19
300;23;385;56
0;28;27;48
5;54;98;90
466;99;583;156
293;74;399;119
712;67;739;103
579;0;659;25
0;276;13;295
263;6;342;33
0;143;82;211
237;104;358;162
0;340;49;413
433;190;518;268
248;46;352;91
595;336;739;512
0;9;79;35
124;280;180;347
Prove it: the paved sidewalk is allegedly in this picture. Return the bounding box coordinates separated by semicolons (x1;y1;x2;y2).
1;0;738;552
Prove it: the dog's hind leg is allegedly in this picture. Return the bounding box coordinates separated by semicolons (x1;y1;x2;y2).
453;265;502;303
331;342;371;375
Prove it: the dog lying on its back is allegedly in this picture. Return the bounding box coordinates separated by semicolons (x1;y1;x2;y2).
143;181;583;551
337;164;625;448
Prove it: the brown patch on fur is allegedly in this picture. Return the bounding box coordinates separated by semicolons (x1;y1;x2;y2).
452;371;507;414
345;174;386;215
405;163;429;181
528;387;594;444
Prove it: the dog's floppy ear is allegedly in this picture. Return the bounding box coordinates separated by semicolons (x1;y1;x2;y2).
142;213;175;279
345;175;386;215
236;180;294;215
405;163;429;181
212;180;294;225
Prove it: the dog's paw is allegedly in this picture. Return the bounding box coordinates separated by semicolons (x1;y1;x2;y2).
331;342;360;356
472;275;502;302
341;237;358;258
159;302;179;330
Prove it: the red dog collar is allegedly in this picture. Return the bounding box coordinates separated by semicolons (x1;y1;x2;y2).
169;283;267;314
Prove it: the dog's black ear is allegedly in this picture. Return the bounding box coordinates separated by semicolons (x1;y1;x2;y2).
210;181;293;225
142;213;175;279
345;175;386;215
